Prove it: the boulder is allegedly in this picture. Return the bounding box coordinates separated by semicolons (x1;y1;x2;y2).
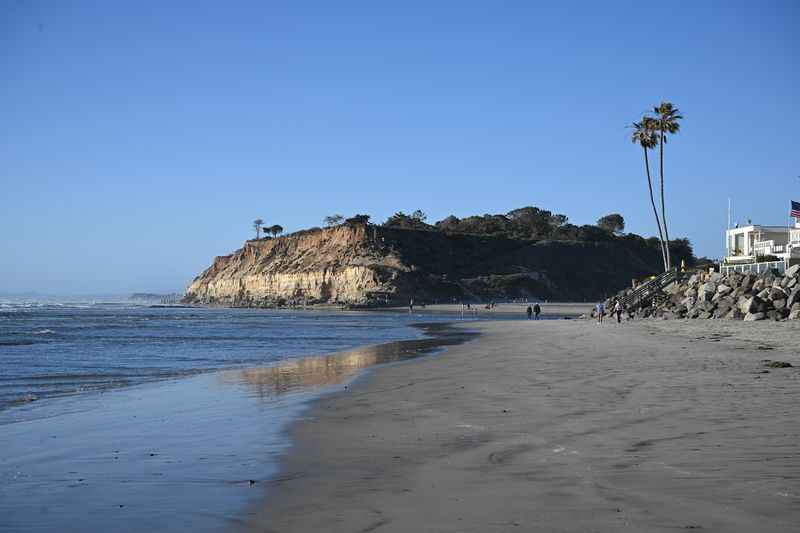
726;308;743;320
715;299;733;318
744;312;766;321
789;303;800;320
787;288;800;308
768;287;787;301
663;281;681;295
757;288;771;300
740;296;765;315
753;279;765;292
716;284;732;296
786;263;800;278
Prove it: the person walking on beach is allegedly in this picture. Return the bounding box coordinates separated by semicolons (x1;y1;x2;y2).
526;305;533;319
614;300;623;323
595;302;605;324
533;303;541;320
409;298;414;313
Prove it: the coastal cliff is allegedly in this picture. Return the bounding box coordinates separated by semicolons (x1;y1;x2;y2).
184;222;671;306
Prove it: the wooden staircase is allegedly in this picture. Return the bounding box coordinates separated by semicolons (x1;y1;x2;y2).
619;268;681;310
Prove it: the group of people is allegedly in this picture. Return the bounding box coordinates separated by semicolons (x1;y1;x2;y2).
595;300;624;324
525;303;541;320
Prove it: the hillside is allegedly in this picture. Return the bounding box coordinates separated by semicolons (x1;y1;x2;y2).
183;222;683;306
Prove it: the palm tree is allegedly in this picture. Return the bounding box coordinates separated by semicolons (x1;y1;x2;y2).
269;224;283;238
253;218;264;239
653;101;683;269
631;117;668;270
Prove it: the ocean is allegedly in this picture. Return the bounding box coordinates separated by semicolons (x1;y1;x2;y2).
0;301;461;420
0;300;484;532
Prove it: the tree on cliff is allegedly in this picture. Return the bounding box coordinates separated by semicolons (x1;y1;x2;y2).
384;211;433;230
652;101;683;269
253;218;264;240
631;117;667;271
269;224;283;238
345;214;371;225
597;213;625;234
324;214;344;227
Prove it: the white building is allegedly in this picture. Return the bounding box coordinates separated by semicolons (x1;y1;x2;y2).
723;222;800;274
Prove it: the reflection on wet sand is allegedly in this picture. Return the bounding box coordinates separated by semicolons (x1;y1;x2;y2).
225;323;478;399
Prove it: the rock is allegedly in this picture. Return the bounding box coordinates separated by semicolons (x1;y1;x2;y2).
726;308;743;320
765;310;779;321
663;282;681;295
744;312;765;321
788;277;797;289
716;284;732;296
786;264;800;278
757;288;771;300
768;287;786;300
740;296;765;315
787;288;800;308
773;298;786;310
698;282;716;301
765;360;793;368
789;303;800;320
698;311;712;319
715;300;733;318
753;279;765;292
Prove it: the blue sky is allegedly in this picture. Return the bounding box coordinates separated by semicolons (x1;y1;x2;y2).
1;0;798;294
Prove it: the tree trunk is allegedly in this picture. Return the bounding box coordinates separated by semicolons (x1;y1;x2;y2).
659;125;671;269
645;147;668;271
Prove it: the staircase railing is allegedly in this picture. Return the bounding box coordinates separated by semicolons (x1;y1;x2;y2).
619;268;681;310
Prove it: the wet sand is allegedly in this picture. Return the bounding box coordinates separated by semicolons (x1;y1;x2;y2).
382;302;592;318
0;324;476;533
248;319;800;532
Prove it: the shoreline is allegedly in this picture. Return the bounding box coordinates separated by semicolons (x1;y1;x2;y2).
246;319;800;532
0;319;480;532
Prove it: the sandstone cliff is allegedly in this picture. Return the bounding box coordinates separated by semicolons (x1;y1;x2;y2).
184;223;668;306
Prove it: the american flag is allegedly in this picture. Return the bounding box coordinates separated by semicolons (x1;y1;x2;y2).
793;200;800;218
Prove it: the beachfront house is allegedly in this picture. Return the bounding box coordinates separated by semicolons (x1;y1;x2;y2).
723;222;800;274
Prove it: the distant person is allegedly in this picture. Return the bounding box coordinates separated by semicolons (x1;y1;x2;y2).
409;298;414;313
526;305;533;319
613;300;623;323
533;303;541;320
595;302;605;324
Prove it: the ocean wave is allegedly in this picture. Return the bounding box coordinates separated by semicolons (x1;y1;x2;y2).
32;329;55;335
0;339;38;346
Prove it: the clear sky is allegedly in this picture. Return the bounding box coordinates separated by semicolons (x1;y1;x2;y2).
2;0;798;294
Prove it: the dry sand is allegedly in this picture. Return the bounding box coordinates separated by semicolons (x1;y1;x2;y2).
246;319;800;532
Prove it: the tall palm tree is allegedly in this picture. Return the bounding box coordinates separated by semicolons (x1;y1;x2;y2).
631;117;668;270
253;218;264;239
653;102;683;269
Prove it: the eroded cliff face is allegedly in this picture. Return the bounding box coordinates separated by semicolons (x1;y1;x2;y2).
184;225;410;306
185;223;667;306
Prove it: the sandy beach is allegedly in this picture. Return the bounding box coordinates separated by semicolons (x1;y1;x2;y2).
382;302;593;318
247;319;800;532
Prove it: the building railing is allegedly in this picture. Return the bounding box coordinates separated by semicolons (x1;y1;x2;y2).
720;260;786;276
